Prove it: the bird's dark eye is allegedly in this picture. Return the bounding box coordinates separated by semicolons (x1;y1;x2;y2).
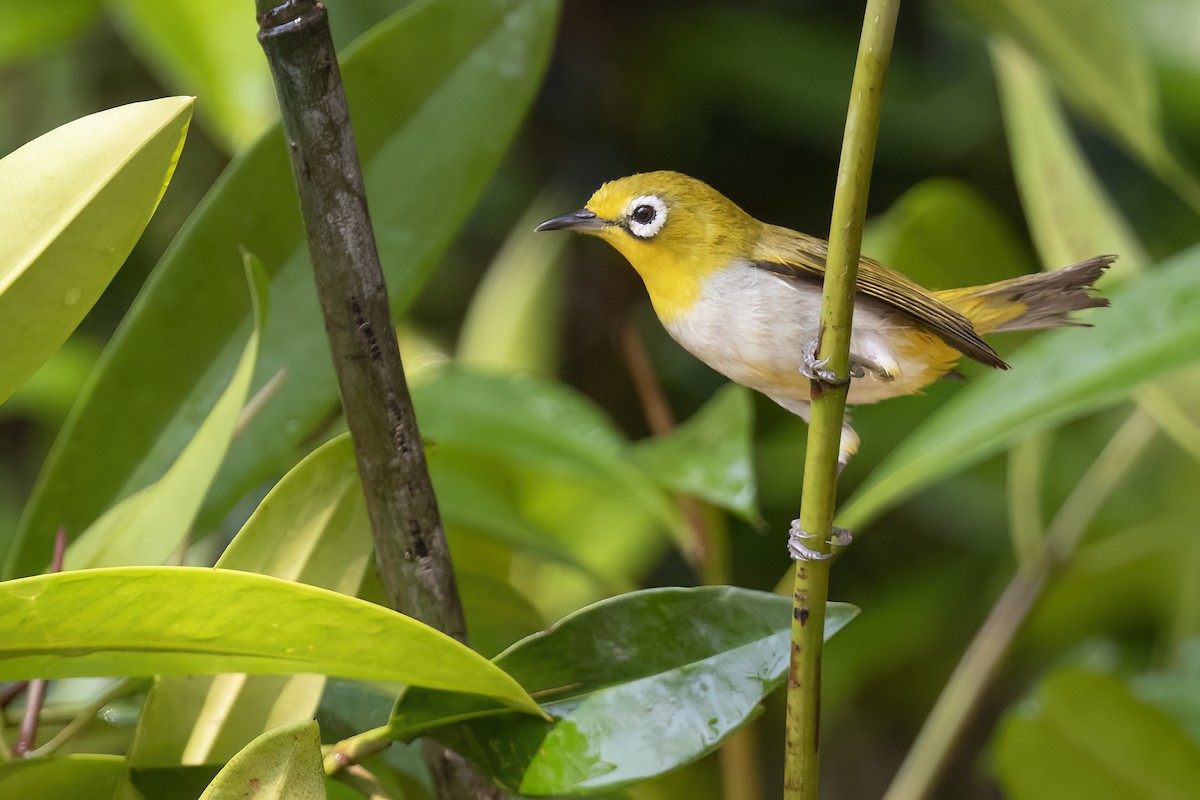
631;204;656;225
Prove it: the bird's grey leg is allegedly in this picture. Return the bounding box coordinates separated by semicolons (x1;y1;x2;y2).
788;520;854;561
801;340;894;384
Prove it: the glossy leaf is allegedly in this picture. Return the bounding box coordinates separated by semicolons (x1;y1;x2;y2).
11;0;561;579
991;36;1147;276
632;384;761;523
0;755;124;798
128;435;373;767
63;255;266;570
840;245;1200;530
0;566;541;716
111;0;274;151
389;587;858;794
0;0;101;64
198;721;323;800
993;670;1200;799
0;97;192;407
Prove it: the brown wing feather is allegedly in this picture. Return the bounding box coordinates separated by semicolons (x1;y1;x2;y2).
751;226;1008;369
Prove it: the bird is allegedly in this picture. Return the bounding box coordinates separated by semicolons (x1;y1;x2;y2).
537;171;1111;554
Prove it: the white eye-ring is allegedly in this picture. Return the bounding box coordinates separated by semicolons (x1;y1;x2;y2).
626;195;668;238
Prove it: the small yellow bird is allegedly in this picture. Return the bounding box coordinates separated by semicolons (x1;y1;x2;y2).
537;170;1111;469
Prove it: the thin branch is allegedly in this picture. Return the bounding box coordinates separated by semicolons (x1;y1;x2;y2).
13;529;66;757
784;2;901;797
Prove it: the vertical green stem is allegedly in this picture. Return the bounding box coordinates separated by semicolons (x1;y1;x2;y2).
783;2;901;797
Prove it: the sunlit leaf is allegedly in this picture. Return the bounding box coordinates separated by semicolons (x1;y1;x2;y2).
11;0;560;579
197;721;323;800
0;97;192;406
128;435;373;767
389;587;858;794
991;36;1147;277
993;669;1200;800
632;384;761;523
63;255;266;570
0;566;541;716
841;245;1200;530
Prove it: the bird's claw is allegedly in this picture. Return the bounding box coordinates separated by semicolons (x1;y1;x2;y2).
787;519;853;561
800;340;849;387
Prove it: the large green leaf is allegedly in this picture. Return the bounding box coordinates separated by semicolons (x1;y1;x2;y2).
0;566;541;716
991;36;1147;276
632;384;761;523
0;755;124;799
840;245;1200;530
198;721;324;800
10;0;560;579
389;587;858;795
993;670;1200;800
128;435;373;767
62;256;266;570
110;0;274;152
0;97;192;407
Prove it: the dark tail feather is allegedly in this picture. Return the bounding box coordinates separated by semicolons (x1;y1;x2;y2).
967;255;1114;332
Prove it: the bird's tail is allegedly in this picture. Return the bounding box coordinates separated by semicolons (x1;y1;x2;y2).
936;255;1115;335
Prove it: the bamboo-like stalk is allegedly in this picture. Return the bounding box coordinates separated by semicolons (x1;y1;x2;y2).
255;3;501;797
783;2;901;796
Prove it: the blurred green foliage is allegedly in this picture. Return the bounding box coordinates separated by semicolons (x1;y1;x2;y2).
2;0;1200;797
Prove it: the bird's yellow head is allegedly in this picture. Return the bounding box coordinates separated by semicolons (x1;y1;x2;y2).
537;171;761;321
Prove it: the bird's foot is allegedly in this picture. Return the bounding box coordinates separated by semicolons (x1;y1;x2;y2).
787;519;853;561
800;339;849;387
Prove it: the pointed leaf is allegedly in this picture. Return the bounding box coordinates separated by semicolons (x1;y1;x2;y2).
63;255;267;570
128;435;373;767
632;384;760;523
0;566;541;716
11;0;561;579
198;721;323;800
841;245;1200;530
0;97;192;406
389;587;858;794
993;670;1200;800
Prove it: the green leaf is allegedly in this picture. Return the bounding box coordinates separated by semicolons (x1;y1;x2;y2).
632;384;761;523
198;721;324;800
389;587;858;795
128;434;373;767
413;368;682;535
0;0;101;64
0;566;541;716
991;36;1147;276
840;245;1200;530
110;0;274;152
0;755;124;799
862;178;1034;290
63;254;266;570
993;669;1200;800
10;0;561;579
457;196;570;377
0;97;192;407
953;0;1200;213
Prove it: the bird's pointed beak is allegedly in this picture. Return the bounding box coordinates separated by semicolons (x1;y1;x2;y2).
535;208;608;233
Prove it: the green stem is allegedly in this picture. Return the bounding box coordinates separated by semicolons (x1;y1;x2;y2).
783;2;901;797
882;408;1157;800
